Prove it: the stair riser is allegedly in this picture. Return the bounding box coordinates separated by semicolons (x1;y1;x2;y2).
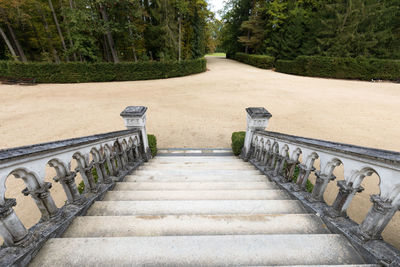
87;200;307;216
63;214;330;237
103;190;291;201
113;182;278;191
125;176;268;182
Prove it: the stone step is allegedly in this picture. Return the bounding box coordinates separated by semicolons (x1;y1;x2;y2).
139;163;255;170
151;156;239;162
63;214;330;237
114;181;278;191
87;200;307;216
125;174;268;182
132;169;261;175
30;234;366;266
103;190;291;201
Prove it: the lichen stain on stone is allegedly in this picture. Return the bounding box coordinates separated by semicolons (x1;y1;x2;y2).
136;215;167;220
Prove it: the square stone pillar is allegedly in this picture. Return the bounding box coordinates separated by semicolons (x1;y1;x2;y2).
241;107;272;161
120;106;152;161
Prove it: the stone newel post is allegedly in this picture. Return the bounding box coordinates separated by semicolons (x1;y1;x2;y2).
241;107;272;161
120;106;151;161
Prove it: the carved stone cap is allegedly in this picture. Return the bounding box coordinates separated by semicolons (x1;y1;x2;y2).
120;106;147;117
246;107;272;119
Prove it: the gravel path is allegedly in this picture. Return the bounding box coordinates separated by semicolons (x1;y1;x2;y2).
0;56;399;248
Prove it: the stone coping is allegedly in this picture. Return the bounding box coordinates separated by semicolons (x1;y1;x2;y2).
257;130;400;165
0;130;139;163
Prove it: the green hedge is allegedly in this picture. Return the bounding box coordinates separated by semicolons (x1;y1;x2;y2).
148;134;157;157
231;131;246;156
234;53;275;69
0;59;206;83
276;56;400;81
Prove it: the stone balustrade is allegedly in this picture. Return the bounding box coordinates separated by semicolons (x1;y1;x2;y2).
241;107;400;265
0;106;150;265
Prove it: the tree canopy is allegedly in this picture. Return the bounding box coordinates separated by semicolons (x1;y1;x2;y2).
0;0;215;62
220;0;400;59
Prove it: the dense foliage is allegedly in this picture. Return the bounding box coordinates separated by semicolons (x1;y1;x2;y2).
231;131;246;156
0;59;206;83
275;56;400;81
0;0;213;63
221;0;400;60
234;52;274;69
148;134;157;157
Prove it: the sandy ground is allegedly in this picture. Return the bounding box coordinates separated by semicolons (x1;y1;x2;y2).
0;57;399;248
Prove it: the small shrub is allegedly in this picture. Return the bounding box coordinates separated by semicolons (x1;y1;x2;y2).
78;167;99;194
292;165;314;193
275;56;400;81
231;131;246;156
0;58;207;83
234;53;275;69
148;134;157;157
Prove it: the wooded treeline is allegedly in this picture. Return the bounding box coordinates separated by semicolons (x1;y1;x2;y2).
220;0;400;59
0;0;212;63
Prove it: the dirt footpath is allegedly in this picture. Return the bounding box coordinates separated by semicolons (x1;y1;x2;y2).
0;56;399;248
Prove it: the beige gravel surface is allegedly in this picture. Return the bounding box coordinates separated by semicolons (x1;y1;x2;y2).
0;56;399;248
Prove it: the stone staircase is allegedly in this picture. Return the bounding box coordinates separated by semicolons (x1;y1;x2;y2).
31;151;375;266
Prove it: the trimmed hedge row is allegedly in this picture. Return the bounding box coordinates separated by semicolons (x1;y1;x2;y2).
231;131;246;156
234;53;275;69
275;56;400;81
0;59;206;83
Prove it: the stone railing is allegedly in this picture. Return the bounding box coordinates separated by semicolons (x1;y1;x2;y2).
241;107;400;266
0;106;151;266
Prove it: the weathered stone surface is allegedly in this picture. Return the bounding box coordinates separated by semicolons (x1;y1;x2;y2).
113;181;278;190
63;214;330;237
87;200;307;216
30;235;366;266
103;189;291;201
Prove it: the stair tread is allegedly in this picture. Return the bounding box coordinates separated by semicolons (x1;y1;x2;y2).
30;234;366;266
114;181;278;190
63;214;330;237
87;200;308;216
103;189;291;201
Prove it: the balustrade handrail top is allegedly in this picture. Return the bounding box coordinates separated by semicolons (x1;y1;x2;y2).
0;129;140;163
256;130;400;165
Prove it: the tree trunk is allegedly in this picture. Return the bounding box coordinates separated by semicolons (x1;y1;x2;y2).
0;8;27;62
48;0;69;61
37;5;60;63
127;18;138;62
178;16;182;61
0;26;18;60
99;5;119;63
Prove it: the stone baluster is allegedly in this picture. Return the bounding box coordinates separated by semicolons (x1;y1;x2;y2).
73;154;97;193
330;180;364;217
53;170;83;204
134;144;142;162
283;159;299;183
273;155;284;176
113;144;124;172
120;106;152;161
241;107;272;161
99;156;111;183
128;144;135;164
0;198;29;246
105;149;117;177
268;147;279;170
294;154;318;191
22;182;59;220
358;195;399;240
309;171;336;202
